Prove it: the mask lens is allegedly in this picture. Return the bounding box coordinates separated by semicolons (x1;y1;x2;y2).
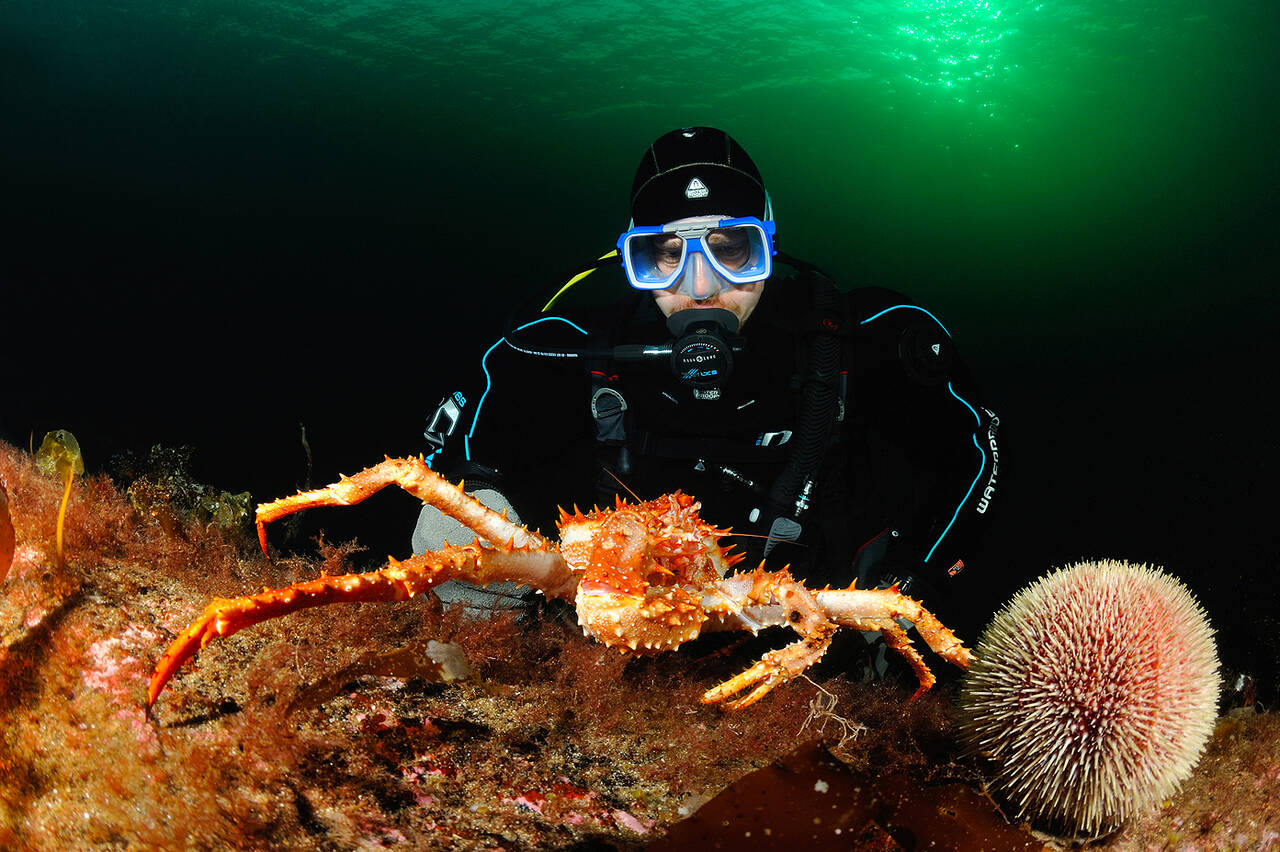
704;224;770;283
622;231;685;289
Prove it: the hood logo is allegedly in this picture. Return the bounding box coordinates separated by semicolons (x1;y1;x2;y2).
684;177;709;199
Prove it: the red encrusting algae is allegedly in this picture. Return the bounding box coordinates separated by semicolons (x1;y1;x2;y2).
0;481;14;582
0;439;1275;850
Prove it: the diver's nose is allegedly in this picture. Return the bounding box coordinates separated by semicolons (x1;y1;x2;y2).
686;252;718;300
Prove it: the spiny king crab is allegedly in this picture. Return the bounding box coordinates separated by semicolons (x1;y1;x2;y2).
148;457;972;711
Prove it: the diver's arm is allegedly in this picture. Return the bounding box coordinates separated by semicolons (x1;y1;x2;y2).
415;329;593;549
849;380;1001;629
846;291;1001;596
911;369;1000;585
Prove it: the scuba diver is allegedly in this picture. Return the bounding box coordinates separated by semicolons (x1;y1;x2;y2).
413;126;1001;633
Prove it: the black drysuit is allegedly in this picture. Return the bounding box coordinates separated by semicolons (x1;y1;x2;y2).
431;267;1001;621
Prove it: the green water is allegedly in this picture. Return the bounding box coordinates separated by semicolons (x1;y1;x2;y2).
6;0;1275;329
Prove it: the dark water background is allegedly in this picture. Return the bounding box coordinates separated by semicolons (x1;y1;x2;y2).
3;1;1277;694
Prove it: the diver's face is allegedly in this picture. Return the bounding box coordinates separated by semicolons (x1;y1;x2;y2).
648;222;766;331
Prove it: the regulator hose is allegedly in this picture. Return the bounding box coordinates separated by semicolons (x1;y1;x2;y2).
765;260;843;522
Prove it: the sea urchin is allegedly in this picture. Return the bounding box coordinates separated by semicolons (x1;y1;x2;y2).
957;559;1220;838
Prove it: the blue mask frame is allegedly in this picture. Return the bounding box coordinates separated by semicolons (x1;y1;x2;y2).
617;216;777;291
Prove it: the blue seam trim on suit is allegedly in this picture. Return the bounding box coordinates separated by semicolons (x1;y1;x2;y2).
858;304;952;338
948;381;982;426
926;430;986;563
464;317;587;461
924;381;985;561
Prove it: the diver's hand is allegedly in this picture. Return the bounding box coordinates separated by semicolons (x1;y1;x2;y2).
852;527;938;601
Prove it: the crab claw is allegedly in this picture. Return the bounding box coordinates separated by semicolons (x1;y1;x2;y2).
701;570;837;710
701;629;835;709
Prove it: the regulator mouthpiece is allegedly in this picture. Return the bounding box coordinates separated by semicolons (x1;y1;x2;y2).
667;308;740;400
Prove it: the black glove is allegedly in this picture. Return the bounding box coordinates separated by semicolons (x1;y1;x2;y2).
852;526;938;602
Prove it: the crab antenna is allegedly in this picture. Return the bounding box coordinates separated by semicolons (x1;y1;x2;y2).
722;531;810;547
602;468;642;503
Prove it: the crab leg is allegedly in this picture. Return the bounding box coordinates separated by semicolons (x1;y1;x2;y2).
256;456;542;555
148;542;575;707
151;458;575;709
698;577;972;706
815;586;972;697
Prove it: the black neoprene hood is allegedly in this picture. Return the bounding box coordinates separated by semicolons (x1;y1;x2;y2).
629;127;768;225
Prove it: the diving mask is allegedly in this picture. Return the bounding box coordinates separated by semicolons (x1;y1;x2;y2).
617;216;776;295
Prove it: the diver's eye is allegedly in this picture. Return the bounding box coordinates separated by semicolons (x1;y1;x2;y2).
707;230;750;269
648;235;685;270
